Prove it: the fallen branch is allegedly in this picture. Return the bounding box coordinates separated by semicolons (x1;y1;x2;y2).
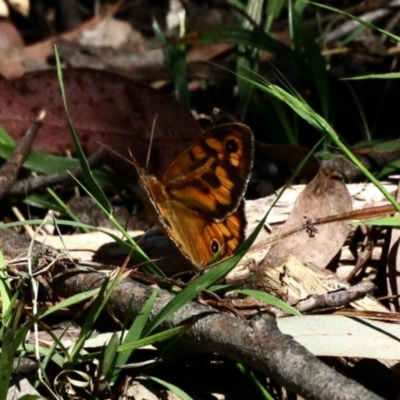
0;228;383;399
51;263;382;400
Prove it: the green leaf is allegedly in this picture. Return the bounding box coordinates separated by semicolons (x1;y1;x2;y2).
193;26;299;63
291;6;330;119
0;304;35;400
78;325;187;362
345;72;400;81
0;142;80;173
0;324;17;399
234;288;300;316
23;343;64;368
311;2;400;43
0;126;16;146
69;274;122;360
236;363;275;400
110;290;158;383
354;216;400;227
54;46;111;213
266;0;285;32
0;252;12;327
236;0;264;117
153;18;189;107
100;333;119;381
23;193;64;212
40;288;101;318
241;74;400;212
148;376;193;400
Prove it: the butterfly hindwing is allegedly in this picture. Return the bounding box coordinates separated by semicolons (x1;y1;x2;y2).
145;197;246;268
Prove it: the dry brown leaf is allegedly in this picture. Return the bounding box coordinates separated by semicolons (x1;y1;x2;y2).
0;20;25;79
260;168;352;270
78;17;142;49
256;141;320;181
20;15;104;74
0;69;202;176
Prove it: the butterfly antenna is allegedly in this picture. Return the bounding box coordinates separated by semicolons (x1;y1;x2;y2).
98;141;138;168
146;114;158;172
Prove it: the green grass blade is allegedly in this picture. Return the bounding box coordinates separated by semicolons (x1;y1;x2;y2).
266;0;285;32
236;363;275;400
67;173;163;275
77;325;187;362
209;284;299;316
311;2;400;43
23;343;64;368
0;304;24;400
24;193;65;213
148;376;193;400
69;274;123;360
54;46;111;213
244;75;400;212
194;26;299;63
0;140;116;188
377;158;400;179
40;288;101;318
234;288;300;316
269;97;298;144
110;290;158;383
0;142;78;173
0;252;12;327
100;332;119;383
291;6;330;120
0;328;17;400
116;325;188;352
345;72;400;80
0;218;159;274
0;126;16;146
153;18;189;107
39;322;75;370
145;252;245;336
237;0;264;118
46;187;89;232
355;216;400;227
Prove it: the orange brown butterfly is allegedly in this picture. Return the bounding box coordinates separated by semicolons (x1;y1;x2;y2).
132;123;254;268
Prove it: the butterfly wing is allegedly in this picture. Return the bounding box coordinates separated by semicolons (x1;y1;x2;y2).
154;199;247;268
131;123;253;268
161;123;254;220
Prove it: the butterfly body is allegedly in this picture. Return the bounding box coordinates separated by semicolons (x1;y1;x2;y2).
133;123;254;268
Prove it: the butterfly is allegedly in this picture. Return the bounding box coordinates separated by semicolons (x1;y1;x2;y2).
132;123;254;268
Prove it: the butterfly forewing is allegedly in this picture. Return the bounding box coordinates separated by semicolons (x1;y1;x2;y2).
161;124;254;220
